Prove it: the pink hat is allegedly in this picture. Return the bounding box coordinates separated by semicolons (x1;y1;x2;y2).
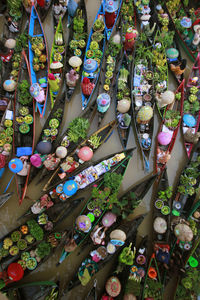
30;154;42;167
48;73;55;80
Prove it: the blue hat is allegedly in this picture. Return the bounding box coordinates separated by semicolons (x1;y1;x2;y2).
8;158;23;174
97;93;111;113
63;180;78;196
105;0;119;13
83;59;98;73
183;114;196;127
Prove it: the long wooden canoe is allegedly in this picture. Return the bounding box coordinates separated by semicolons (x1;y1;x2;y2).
123;236;148;299
63;214;146;294
103;0;123;41
49;17;65;109
42;120;117;191
81;1;106;110
28;91;66;184
131;44;155;172
95;17;123;127
0;100;13;179
13;50;35;205
153;2;186;84
165;1;199;62
115;51;132;149
0;196;82;269
155;80;184;175
182;53;200;158
59;171;157;264
151;30;168;119
28;5;49;117
65;0;88;102
141;253;163;300
171;139;200;218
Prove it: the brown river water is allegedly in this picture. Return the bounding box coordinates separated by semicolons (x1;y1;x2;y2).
0;0;194;299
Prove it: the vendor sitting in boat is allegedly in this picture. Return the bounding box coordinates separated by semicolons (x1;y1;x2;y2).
104;0;119;29
53;0;67;23
169;59;186;78
124;27;138;53
0;40;14;63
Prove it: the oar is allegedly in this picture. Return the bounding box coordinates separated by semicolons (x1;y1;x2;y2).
2;158;23;194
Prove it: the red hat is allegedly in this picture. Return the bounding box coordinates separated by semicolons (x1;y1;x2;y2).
83;77;90;84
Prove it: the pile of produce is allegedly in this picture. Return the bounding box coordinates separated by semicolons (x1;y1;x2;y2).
30;36;47;72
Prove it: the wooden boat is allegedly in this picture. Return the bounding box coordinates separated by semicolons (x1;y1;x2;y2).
81;2;106;110
28;5;49;117
13;50;35;205
63;214;146;294
165;200;200;292
65;0;88;102
155;80;184;175
173;237;200;300
0;100;13;179
165;0;199;62
120;0;137;58
153;3;186;84
1;229;66;288
115;51;132;149
96;26;123;127
141;253;163;300
76;172;158;256
0;196;82;269
103;0;123;41
123;236;148;299
49;17;66;109
28;91;66;184
152;30;169;119
42;119;117;191
152;169;173;288
23;148;135;224
41;100;97;191
152;169;171;248
131;43;155;172
181;53;200;158
171;139;200;220
100;239;137;299
55;147;133;266
59;170;157;264
4;280;59;300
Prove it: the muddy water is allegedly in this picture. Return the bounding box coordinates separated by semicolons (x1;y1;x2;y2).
0;0;193;299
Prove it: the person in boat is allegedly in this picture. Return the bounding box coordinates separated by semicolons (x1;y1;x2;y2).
81;77;95;97
66;69;79;88
169;59;187;77
104;0;119;29
53;0;67;23
124;27;138;53
192;24;200;50
6;16;19;33
0;41;13;63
